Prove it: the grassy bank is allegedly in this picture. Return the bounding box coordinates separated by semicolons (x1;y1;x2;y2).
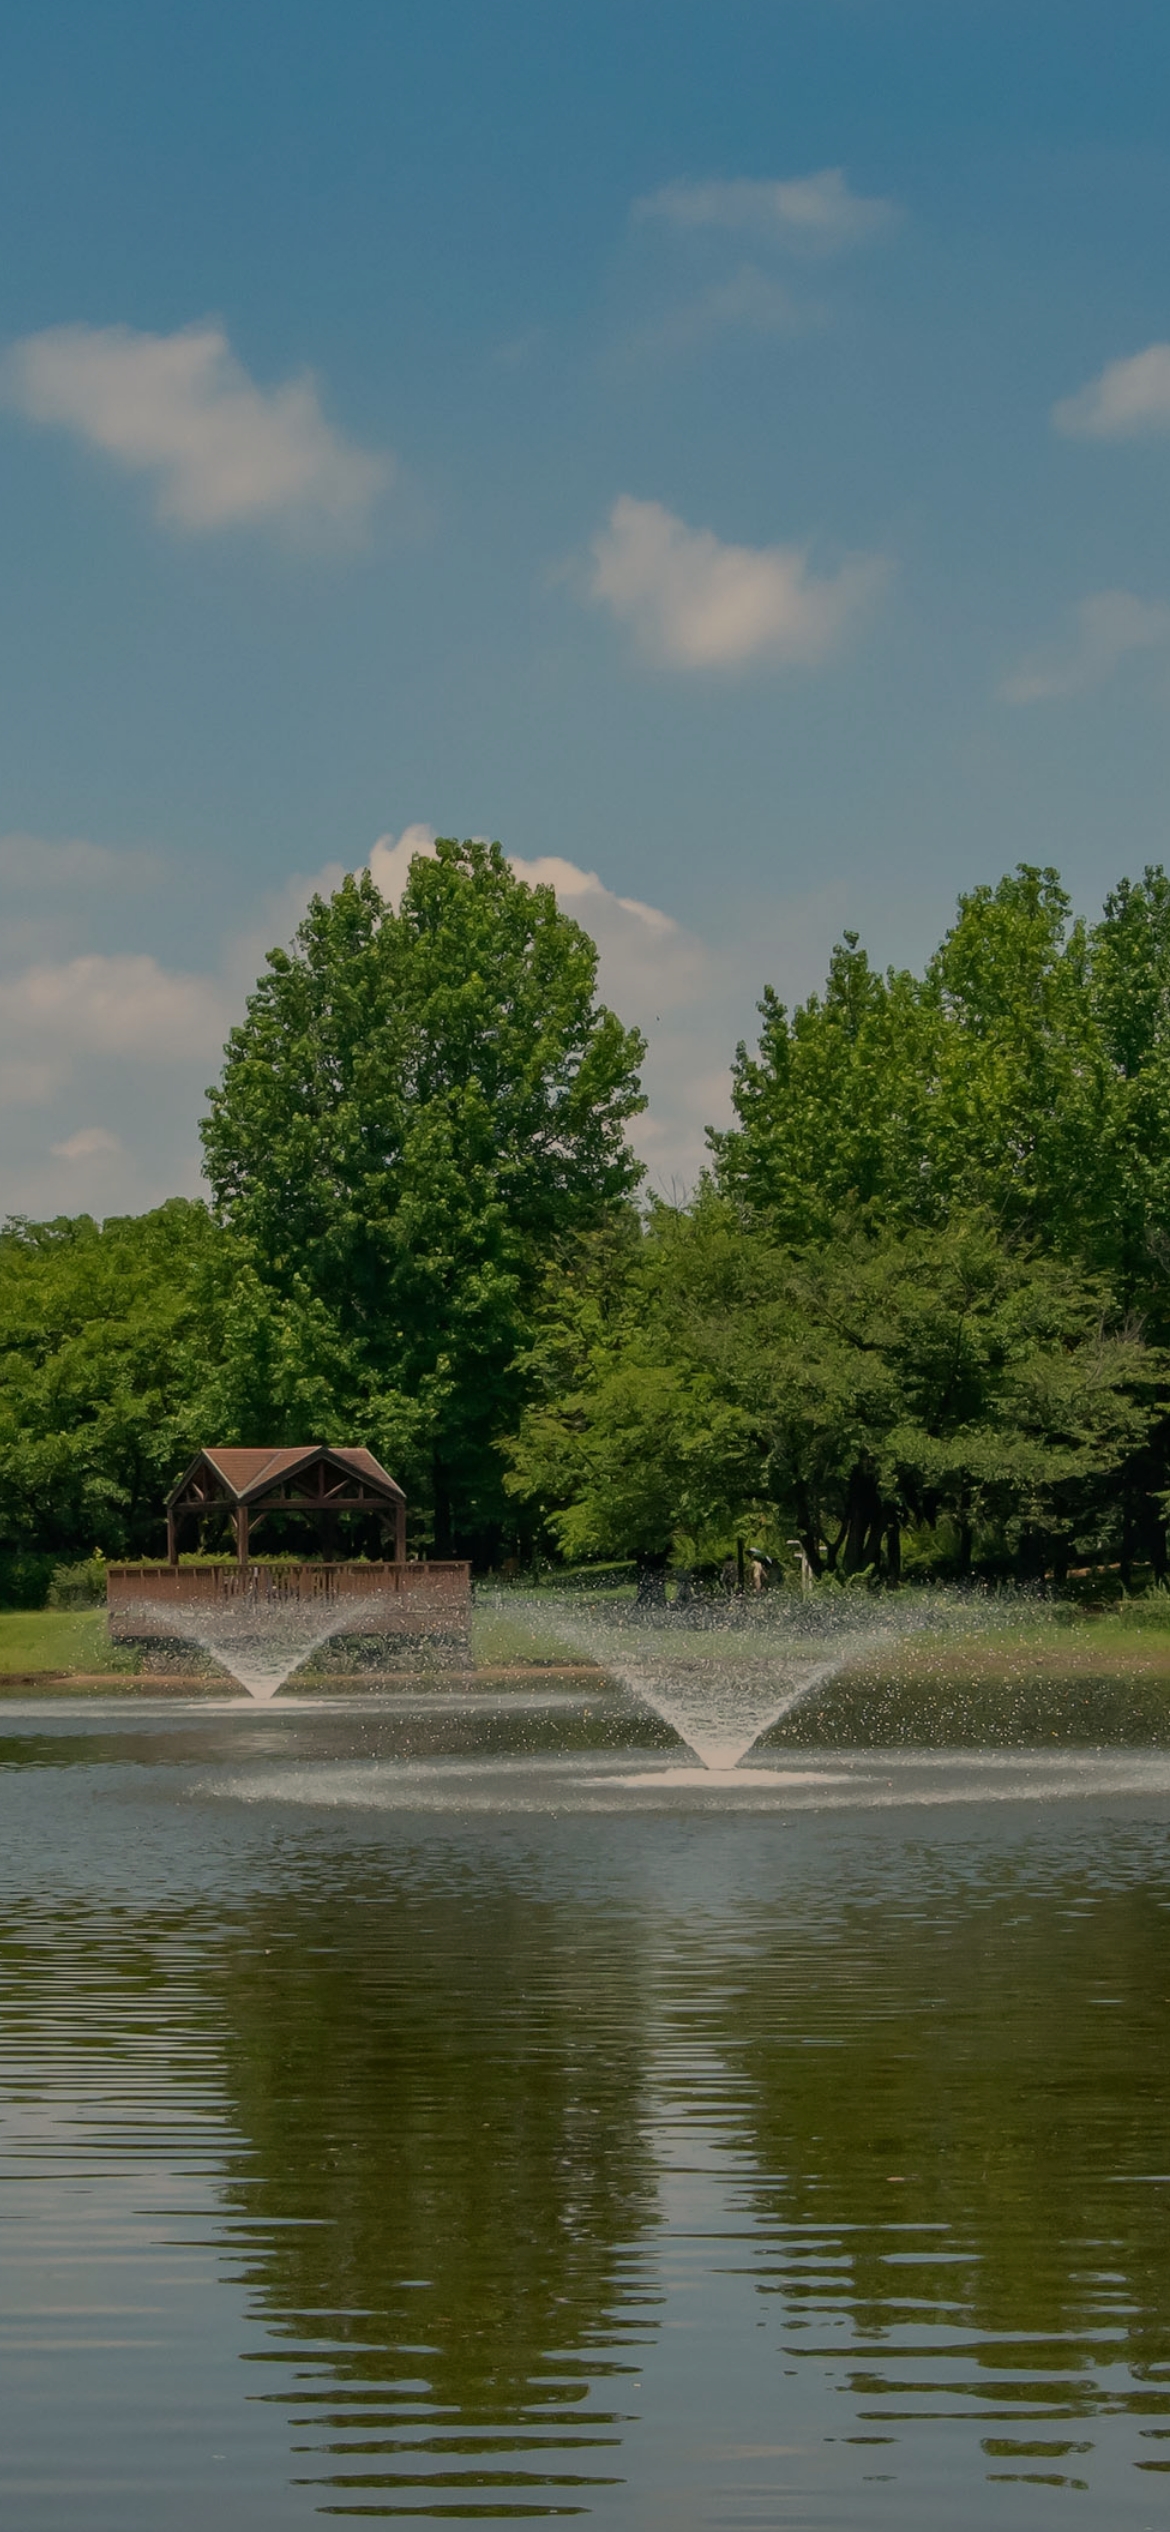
0;1608;140;1678
771;1623;1170;1746
0;1601;596;1688
6;1601;1170;1746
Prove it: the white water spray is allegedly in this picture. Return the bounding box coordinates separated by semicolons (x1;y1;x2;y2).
504;1596;889;1769
498;1585;1064;1771
115;1590;396;1700
602;1648;863;1769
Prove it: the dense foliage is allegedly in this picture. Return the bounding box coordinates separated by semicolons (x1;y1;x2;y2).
713;864;1170;1293
0;842;646;1579
504;1199;1158;1581
510;864;1170;1582
2;850;1170;1590
201;840;646;1553
0;1200;225;1566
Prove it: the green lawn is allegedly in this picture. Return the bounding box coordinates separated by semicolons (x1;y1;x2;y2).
0;1601;595;1682
0;1608;139;1675
3;1595;1170;1696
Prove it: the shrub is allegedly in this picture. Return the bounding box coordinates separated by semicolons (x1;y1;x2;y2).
1117;1583;1170;1629
47;1554;108;1610
0;1550;56;1610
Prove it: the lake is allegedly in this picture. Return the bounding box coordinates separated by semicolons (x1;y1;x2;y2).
2;1691;1169;2527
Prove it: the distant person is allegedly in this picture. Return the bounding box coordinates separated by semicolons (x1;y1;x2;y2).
636;1563;667;1609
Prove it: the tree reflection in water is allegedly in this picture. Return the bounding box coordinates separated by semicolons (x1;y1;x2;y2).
673;1836;1170;2472
4;1735;1170;2521
209;1866;658;2510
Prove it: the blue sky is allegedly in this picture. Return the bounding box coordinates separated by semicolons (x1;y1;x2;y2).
3;0;1170;1208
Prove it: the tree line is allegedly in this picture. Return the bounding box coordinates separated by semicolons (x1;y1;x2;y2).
2;841;1169;1594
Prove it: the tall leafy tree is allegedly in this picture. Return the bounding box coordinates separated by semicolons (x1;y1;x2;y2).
925;865;1114;1253
712;862;1170;1568
0;1200;224;1559
1087;866;1170;1301
709;934;939;1244
504;1206;759;1565
506;1199;1158;1581
715;866;1120;1255
201;841;646;1552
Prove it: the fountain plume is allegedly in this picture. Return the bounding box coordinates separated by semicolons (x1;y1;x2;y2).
112;1587;398;1699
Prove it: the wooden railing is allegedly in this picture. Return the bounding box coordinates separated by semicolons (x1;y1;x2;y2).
106;1560;471;1636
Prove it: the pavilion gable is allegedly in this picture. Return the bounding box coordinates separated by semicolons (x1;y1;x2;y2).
165;1444;407;1566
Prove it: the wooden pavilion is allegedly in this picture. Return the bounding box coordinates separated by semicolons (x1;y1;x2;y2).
164;1444;407;1568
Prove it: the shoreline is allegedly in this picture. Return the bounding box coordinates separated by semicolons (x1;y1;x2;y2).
4;1639;1170;1697
0;1661;607;1696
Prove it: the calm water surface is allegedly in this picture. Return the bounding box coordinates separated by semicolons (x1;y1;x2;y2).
2;1694;1170;2528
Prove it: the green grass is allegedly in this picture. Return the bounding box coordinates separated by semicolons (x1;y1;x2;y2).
5;1591;1170;1693
0;1608;138;1675
0;1601;589;1681
470;1602;598;1667
0;1601;593;1680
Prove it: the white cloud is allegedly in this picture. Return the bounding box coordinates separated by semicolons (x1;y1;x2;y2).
50;1126;123;1161
1054;344;1170;440
510;853;709;1017
368;824;441;906
368;829;703;1008
0;943;233;1209
0;830;158;887
1000;589;1170;704
588;495;884;670
641;266;806;355
1;321;389;533
0;954;229;1101
635;168;896;253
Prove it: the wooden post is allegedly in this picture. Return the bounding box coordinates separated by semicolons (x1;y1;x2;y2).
167;1509;177;1568
395;1496;406;1566
235;1504;249;1567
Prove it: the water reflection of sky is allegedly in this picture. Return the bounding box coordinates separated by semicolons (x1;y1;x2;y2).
1;1702;1169;2527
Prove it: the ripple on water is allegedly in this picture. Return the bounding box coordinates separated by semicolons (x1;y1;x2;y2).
2;1703;1170;2528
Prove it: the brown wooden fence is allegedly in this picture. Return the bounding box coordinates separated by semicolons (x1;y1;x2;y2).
106;1560;471;1639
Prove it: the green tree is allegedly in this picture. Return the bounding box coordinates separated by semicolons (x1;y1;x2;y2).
0;1199;224;1559
714;866;1120;1256
925;864;1115;1254
758;1212;1157;1580
1087;865;1170;1302
506;1199;1159;1581
503;1207;759;1565
201;841;646;1554
709;933;939;1244
712;863;1170;1571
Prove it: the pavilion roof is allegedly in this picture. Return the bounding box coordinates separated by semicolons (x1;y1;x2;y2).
166;1444;406;1509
